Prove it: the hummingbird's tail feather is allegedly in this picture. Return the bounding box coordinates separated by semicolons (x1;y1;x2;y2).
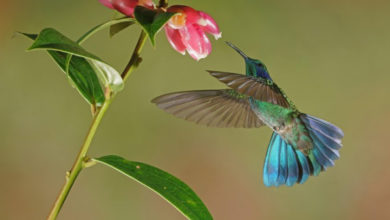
263;114;344;187
263;132;311;187
300;114;344;174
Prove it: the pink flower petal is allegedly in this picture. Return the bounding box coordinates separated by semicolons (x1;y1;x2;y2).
198;11;221;39
179;24;211;61
164;26;186;55
139;0;154;8
167;5;200;24
112;0;139;16
99;0;114;9
164;5;220;60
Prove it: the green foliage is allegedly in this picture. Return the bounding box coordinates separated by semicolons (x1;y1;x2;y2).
21;33;105;106
76;17;135;43
25;28;124;99
21;11;214;220
110;20;135;38
134;6;176;46
94;155;213;220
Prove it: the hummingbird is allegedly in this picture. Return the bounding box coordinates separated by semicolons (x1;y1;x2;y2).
152;42;344;187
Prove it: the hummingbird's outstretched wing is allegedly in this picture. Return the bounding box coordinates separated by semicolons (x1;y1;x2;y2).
207;71;291;108
152;89;264;128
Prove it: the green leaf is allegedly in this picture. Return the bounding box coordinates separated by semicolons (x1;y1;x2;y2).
27;28;124;93
20;33;105;106
134;6;176;46
108;12;133;38
21;18;135;106
93;155;213;220
21;33;38;40
51;52;106;105
77;17;135;43
110;20;135;38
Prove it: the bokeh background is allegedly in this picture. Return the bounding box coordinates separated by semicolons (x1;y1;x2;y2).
1;0;390;219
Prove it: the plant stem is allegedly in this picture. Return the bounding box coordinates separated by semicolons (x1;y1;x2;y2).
121;31;147;81
47;98;112;220
47;30;148;220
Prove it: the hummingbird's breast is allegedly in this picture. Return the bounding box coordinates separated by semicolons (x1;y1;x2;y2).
249;99;291;130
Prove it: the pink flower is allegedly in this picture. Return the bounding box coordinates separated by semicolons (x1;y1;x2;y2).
164;5;221;61
99;0;154;17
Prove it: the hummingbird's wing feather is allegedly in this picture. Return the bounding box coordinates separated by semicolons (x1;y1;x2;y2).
207;71;290;108
151;89;264;128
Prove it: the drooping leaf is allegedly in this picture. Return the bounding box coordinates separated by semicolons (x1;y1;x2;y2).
27;28;124;92
134;6;176;45
21;33;105;106
93;155;213;220
51;52;106;106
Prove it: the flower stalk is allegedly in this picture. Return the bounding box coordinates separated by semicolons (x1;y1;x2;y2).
121;31;147;81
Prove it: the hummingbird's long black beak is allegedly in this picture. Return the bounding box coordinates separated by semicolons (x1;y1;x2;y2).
225;41;248;59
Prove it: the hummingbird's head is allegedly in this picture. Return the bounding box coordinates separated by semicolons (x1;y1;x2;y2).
225;42;272;80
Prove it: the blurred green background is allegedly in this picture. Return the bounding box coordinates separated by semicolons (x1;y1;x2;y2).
1;0;390;219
